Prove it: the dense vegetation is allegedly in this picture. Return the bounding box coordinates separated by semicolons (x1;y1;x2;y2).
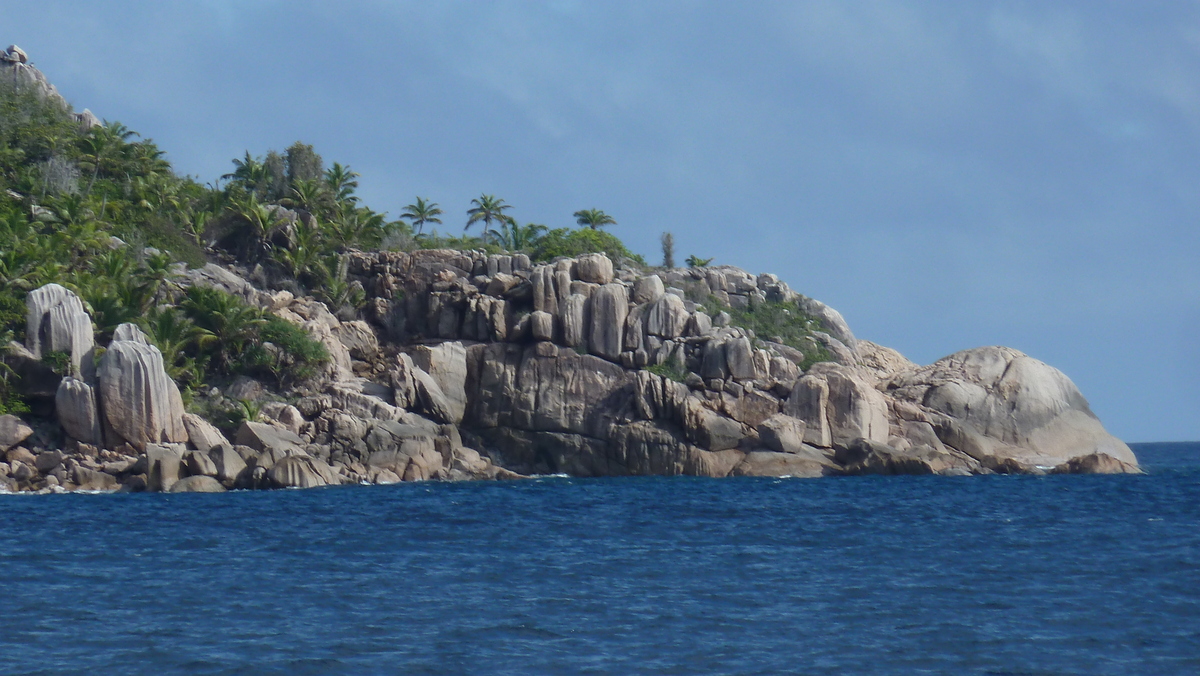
0;66;829;416
0;72;661;412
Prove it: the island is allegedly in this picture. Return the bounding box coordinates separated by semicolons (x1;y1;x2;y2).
0;45;1139;493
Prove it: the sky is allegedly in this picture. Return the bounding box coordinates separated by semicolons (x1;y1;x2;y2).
7;1;1200;442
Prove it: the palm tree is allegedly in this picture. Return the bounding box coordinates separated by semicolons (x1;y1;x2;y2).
325;203;387;250
181;286;267;373
573;208;616;230
497;218;547;251
324;162;360;206
78;122;137;196
400;197;442;237
272;215;324;282
222;151;270;196
466;194;512;242
289;178;331;217
228;191;286;260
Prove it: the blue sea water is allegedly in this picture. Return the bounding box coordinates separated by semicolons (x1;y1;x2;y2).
1;443;1197;675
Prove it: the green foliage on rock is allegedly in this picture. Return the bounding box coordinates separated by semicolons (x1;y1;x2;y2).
702;295;832;370
531;227;645;265
644;356;688;383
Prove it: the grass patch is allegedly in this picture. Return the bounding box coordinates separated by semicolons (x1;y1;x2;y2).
644;356;688;383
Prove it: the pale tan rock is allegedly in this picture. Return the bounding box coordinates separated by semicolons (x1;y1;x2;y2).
632;275;665;304
182;413;227;452
529;311;554;342
886;346;1137;468
575;253;614;285
97;328;187;451
207;444;248;486
267;456;337;488
146;443;185;492
410;342;468;423
54;377;102;445
757;414;808;455
588;283;627;361
235;421;305;454
72;465;119;491
169;475;227;493
334;320;379;360
730;451;826;477
644;293;689;339
1052;453;1141;475
25;283;95;381
0;414;32;451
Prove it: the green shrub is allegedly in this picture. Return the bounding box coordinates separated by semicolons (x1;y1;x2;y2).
644;357;688;383
702;295;831;370
0;291;24;343
530;227;645;265
243;315;329;385
40;350;71;375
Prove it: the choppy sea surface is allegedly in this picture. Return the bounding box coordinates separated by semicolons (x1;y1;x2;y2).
1;442;1197;675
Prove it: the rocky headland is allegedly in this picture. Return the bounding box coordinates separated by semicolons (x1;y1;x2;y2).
0;46;1139;492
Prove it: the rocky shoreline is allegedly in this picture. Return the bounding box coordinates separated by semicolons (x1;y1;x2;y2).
0;44;1139;492
0;248;1140;495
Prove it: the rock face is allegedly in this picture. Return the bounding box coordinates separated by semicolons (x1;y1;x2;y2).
97;325;188;450
0;415;33;451
884;347;1136;469
25;284;95;381
5;248;1136;492
55;377;102;445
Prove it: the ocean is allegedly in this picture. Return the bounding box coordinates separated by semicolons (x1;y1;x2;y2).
1;442;1197;675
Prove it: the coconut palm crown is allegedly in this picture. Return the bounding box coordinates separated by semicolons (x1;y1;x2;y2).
573;208;616;230
466;194;512;241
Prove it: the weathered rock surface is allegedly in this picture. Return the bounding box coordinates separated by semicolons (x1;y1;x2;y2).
885;347;1136;469
235;421;305;454
146;444;185;492
25;283;95;381
1052;452;1142;475
0;414;32;451
169;475;227;493
182;413;228;452
55;377;102;444
267;456;339;488
6;247;1137;491
97;325;187;450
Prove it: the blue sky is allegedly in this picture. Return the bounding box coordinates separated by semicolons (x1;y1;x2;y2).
9;1;1200;441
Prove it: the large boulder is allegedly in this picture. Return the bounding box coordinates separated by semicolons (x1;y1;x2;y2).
787;364;888;449
588;283;627;361
365;420;442;480
756;414;808;455
169;475;227;493
207;444;248;486
25;283;95;381
575;253;614;285
334;320;379;360
409;342;468;423
730;451;827;478
0;414;32;451
885;346;1137;468
643;294;689;339
97;325;187;450
72;466;119;491
146;443;185;492
267;455;339;488
55;377;102;445
235;421;305;455
1052;452;1141;475
182;413;228;452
